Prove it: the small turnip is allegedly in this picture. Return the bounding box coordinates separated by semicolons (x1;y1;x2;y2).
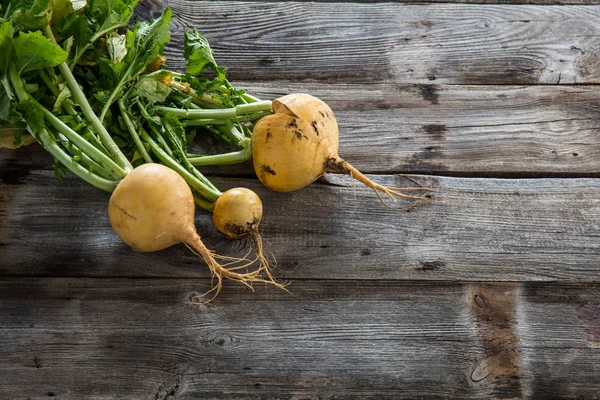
212;187;279;286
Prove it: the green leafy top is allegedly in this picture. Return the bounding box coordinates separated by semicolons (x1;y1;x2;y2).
87;0;138;41
184;28;221;77
13;30;68;74
131;69;171;103
98;7;171;121
58;0;138;66
3;0;50;31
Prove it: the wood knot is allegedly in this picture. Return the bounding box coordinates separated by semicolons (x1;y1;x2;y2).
154;374;183;400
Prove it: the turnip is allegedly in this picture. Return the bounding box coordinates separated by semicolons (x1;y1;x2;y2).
212;188;278;285
108;163;283;300
252;93;430;205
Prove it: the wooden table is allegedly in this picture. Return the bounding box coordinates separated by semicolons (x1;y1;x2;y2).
2;0;600;398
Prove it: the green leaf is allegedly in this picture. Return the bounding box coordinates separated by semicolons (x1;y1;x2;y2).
131;70;171;103
17;98;45;132
0;20;13;79
4;0;50;31
51;0;86;29
13;30;69;74
163;112;187;149
53;158;67;181
97;56;125;86
98;8;171;117
63;0;137;66
61;34;73;52
121;7;171;79
52;84;71;112
183;28;218;76
87;0;138;41
58;11;89;45
179;96;193;109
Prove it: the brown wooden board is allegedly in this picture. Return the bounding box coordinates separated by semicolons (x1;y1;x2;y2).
2;171;600;282
0;279;597;399
155;1;600;85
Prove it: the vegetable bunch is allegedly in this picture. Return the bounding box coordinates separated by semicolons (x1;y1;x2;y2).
1;0;283;300
1;0;430;300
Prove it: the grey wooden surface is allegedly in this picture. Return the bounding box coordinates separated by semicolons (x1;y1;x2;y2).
1;0;600;399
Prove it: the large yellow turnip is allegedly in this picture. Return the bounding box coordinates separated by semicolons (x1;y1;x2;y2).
252;93;429;204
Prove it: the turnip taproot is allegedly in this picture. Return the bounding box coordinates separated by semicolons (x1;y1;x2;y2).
109;163;283;301
252;93;430;205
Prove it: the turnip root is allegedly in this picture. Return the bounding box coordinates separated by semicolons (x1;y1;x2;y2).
212;188;280;286
108;163;281;300
252;93;430;205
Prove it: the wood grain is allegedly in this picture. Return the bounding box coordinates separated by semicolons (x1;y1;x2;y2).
158;1;600;85
0;278;597;399
4;83;600;176
221;0;600;4
2;171;600;282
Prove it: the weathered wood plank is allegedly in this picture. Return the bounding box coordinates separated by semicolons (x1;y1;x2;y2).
2;171;600;281
0;279;597;399
157;1;600;85
215;0;600;4
4;83;600;176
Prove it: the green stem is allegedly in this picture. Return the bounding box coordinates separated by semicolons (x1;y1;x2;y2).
8;64;118;192
43;26;132;172
194;196;215;212
236;101;272;115
170;94;202;109
155;106;237;119
166;114;269;128
35;99;128;179
70;43;91;70
8;63;28;101
183;119;227;127
40;69;104;150
140;130;222;202
156;101;271;120
242;93;261;103
215;84;261;104
39;70;79;117
188;145;251;167
57;136;115;180
218;121;246;145
38;129;120;192
98;60;140;124
38;70;59;96
57;61;133;171
2;75;14;100
170;81;222;108
136;100;174;157
118;98;153;163
237;111;271;122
